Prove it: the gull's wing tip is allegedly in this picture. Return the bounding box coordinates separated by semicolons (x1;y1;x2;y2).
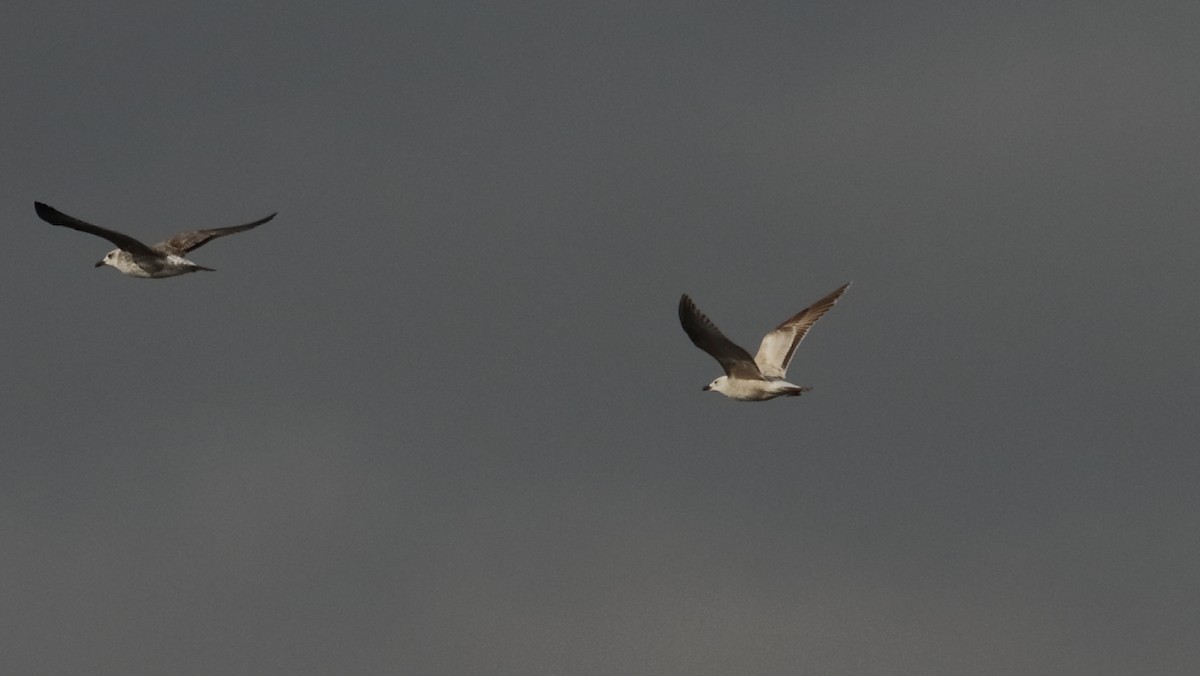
242;211;277;228
33;201;58;220
33;201;82;227
821;282;852;303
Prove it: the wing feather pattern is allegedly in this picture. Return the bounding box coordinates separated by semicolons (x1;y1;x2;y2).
678;294;765;381
34;202;158;257
754;283;850;378
154;212;276;255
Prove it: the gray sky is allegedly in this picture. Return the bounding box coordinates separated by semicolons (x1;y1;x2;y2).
3;2;1198;674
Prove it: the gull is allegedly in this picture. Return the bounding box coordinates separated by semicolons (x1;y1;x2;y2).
678;283;850;401
34;201;276;278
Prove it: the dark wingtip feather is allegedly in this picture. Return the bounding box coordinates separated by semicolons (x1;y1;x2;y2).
34;201;64;224
678;293;693;320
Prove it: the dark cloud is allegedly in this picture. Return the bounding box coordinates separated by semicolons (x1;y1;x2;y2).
2;2;1197;674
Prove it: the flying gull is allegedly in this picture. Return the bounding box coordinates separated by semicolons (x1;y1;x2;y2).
678;283;850;401
34;201;276;278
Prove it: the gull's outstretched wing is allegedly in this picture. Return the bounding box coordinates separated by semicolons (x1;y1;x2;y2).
754;283;850;378
34;202;158;257
154;212;276;255
679;294;765;381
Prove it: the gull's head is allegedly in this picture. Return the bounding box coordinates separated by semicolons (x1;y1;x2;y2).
96;250;119;268
703;376;730;393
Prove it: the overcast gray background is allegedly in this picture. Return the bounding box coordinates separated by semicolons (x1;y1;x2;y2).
3;2;1198;674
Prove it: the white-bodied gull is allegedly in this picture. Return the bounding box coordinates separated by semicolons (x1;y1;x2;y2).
678;283;850;401
34;201;276;278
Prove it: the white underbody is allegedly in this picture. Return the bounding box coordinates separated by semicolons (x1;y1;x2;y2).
707;375;811;401
102;250;208;278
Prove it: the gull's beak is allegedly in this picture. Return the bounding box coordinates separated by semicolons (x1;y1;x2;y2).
94;260;105;268
702;384;711;391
